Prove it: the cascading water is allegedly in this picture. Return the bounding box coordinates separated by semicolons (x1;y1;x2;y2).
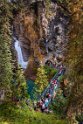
14;37;28;69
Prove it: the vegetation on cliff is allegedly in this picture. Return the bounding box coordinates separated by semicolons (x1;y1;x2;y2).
35;65;48;94
0;0;13;101
0;0;83;124
65;0;83;122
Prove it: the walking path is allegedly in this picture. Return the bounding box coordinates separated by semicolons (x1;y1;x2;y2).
36;66;65;112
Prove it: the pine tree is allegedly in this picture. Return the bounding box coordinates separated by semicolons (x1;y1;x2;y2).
35;65;48;94
0;0;13;101
12;65;28;104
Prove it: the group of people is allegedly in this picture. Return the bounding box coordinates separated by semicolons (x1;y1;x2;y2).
33;65;65;113
35;78;58;113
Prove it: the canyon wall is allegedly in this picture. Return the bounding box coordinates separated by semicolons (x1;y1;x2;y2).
13;0;69;79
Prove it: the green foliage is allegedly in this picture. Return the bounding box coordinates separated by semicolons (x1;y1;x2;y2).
58;75;64;82
45;0;52;18
44;65;57;79
57;0;68;3
35;65;48;94
51;89;68;117
0;0;13;100
0;103;69;124
76;114;83;123
12;66;28;102
65;0;83;116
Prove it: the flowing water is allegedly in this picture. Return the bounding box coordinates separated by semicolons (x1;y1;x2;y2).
14;37;28;69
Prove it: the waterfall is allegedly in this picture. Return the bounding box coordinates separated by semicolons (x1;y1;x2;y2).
14;37;28;69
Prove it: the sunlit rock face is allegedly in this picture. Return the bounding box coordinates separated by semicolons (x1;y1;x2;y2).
13;0;69;76
13;1;44;64
39;2;69;66
13;13;38;62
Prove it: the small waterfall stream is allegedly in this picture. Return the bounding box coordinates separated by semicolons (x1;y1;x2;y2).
14;37;28;69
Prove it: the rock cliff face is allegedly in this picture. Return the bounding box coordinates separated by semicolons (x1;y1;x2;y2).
13;0;69;79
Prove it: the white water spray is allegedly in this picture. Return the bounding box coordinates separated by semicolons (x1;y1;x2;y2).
14;37;28;69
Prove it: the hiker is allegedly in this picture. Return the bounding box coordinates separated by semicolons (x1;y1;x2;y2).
53;91;56;100
49;87;53;94
44;97;49;108
39;99;43;107
47;93;51;98
52;79;57;85
41;103;45;112
58;69;62;76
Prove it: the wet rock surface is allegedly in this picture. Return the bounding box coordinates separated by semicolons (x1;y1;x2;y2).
40;2;69;66
13;0;69;70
